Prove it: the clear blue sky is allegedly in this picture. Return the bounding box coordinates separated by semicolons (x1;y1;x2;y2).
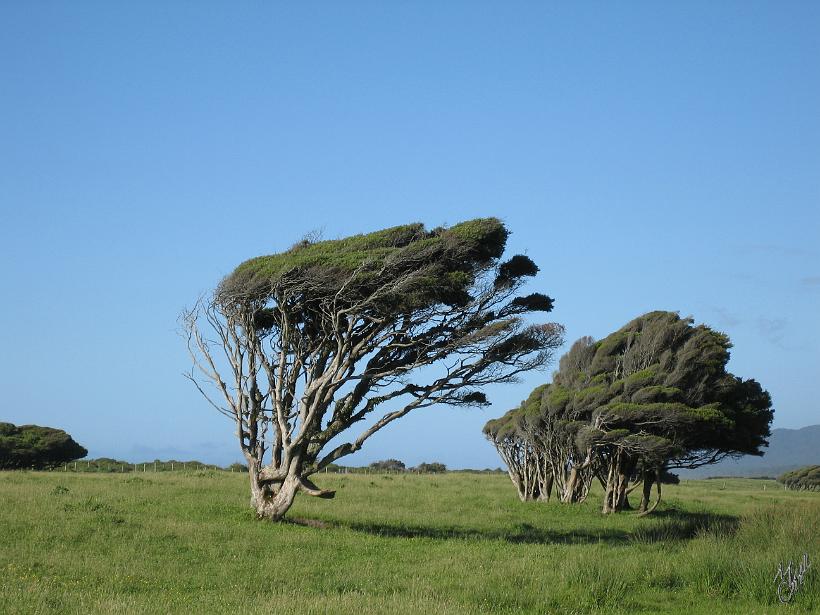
1;2;818;468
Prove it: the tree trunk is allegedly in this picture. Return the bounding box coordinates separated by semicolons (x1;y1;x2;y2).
602;452;638;513
247;462;335;521
637;465;662;517
564;466;579;503
602;467;614;513
615;468;631;511
538;472;554;502
638;469;654;513
251;475;300;521
516;479;528;502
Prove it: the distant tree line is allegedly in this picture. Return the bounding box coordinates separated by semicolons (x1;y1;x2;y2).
5;453;485;475
368;459;447;473
322;462;498;474
778;465;820;491
485;312;773;515
55;458;234;472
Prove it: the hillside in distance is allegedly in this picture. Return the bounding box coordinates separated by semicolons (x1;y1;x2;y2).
680;425;820;478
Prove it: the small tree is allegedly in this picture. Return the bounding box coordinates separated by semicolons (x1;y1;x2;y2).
183;219;563;521
415;462;447;473
0;422;88;469
369;459;406;472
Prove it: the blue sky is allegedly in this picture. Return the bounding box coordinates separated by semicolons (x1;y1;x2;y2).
1;2;818;468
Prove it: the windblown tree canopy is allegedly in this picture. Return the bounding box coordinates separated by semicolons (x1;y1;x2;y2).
486;311;774;514
183;218;564;521
0;423;88;470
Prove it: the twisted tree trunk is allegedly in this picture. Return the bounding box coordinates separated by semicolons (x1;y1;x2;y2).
250;475;300;521
638;468;654;513
248;463;335;521
637;465;662;517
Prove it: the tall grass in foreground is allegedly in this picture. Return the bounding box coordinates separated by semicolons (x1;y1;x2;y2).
685;501;818;604
0;472;817;614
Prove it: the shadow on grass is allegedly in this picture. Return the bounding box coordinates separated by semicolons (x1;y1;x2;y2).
322;509;741;546
629;508;740;543
342;521;629;544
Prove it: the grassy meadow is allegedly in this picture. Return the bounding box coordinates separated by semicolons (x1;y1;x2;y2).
0;470;817;614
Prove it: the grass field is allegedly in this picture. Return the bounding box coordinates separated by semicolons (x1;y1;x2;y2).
1;471;817;614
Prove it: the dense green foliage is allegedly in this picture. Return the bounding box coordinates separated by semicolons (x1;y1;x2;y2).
1;471;817;614
369;459;406;472
485;312;774;512
220;218;519;311
0;423;87;470
779;465;820;491
415;462;447;473
554;312;773;469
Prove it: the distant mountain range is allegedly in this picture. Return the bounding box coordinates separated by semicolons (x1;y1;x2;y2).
679;425;820;479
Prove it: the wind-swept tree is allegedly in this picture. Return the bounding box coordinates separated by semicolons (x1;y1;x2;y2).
183;218;563;521
574;312;773;513
486;312;773;515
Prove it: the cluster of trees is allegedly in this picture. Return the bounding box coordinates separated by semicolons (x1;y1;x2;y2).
368;459;447;473
416;462;447;473
183;219;775;522
778;465;820;491
485;312;774;514
369;459;406;472
184;218;563;521
0;423;87;470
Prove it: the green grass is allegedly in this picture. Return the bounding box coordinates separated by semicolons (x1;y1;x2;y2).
1;471;817;614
